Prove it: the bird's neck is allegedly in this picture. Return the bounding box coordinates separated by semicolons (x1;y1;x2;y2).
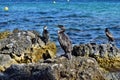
58;29;65;33
44;28;47;31
44;29;48;32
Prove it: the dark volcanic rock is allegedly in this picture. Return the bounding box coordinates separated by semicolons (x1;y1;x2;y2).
72;43;120;58
31;65;55;80
72;43;120;80
0;56;105;80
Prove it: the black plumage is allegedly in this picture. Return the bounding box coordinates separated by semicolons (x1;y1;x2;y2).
42;26;49;45
31;38;36;44
57;25;72;59
42;50;51;60
105;28;114;42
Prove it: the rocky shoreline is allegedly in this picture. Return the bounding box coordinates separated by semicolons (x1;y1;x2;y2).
0;29;120;80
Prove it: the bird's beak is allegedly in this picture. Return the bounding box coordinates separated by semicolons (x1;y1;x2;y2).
57;25;64;28
56;25;60;28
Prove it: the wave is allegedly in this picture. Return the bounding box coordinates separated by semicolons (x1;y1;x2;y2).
0;21;8;26
59;14;92;18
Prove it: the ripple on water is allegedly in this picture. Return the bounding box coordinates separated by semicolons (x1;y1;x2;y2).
67;27;81;32
0;21;8;27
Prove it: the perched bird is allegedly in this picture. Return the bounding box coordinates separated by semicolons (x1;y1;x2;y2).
105;28;114;42
42;26;49;45
57;25;72;59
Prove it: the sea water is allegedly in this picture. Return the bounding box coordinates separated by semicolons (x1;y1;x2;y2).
0;2;120;54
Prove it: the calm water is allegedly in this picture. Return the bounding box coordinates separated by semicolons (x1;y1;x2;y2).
0;2;120;54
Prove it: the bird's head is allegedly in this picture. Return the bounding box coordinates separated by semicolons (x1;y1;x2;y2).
105;28;109;32
57;25;65;30
43;26;47;30
57;25;65;33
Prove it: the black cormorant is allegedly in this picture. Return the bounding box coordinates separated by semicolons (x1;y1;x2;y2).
57;25;72;59
105;28;114;42
42;26;49;45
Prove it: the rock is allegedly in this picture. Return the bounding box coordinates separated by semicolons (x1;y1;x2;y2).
27;31;36;38
96;57;120;72
0;56;105;80
72;43;120;79
31;64;55;80
28;42;56;62
0;31;11;40
72;43;120;58
0;54;17;71
0;29;57;70
1;29;120;80
104;72;120;80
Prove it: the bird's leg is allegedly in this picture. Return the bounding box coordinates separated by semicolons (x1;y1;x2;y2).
66;52;73;76
66;52;72;60
109;41;115;47
108;40;111;44
111;42;115;46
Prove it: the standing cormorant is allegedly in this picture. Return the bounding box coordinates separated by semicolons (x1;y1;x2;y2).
42;26;49;45
105;28;114;42
57;25;72;59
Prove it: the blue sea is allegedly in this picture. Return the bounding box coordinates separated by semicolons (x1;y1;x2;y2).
0;1;120;54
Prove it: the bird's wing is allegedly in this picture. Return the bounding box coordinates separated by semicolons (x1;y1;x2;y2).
106;32;114;38
58;33;72;52
64;33;73;51
43;30;49;38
